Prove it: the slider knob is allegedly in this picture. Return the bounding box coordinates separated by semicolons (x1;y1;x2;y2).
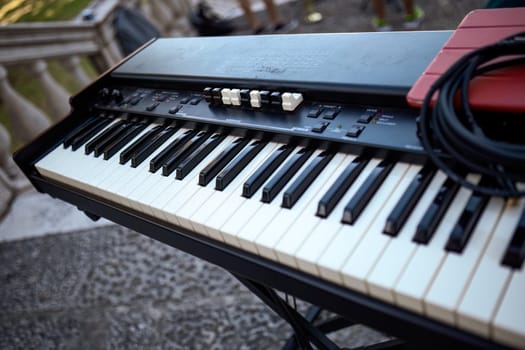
111;89;123;103
98;88;111;103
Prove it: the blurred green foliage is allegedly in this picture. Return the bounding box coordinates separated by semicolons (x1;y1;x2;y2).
0;0;98;150
0;0;93;24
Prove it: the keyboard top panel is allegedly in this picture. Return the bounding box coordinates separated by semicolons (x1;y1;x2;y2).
112;32;451;95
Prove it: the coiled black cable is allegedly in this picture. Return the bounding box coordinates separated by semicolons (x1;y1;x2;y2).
418;31;525;198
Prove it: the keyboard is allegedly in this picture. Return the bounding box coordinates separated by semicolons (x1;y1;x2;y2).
14;33;524;350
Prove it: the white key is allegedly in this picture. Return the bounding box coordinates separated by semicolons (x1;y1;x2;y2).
116;128;188;210
254;149;328;259
125;128;197;213
235;146;309;254
178;138;266;233
202;142;281;241
367;170;447;302
295;158;380;278
159;136;236;225
36;144;77;186
492;266;525;349
193;142;279;240
36;119;120;189
256;151;345;260
134;132;224;219
458;198;524;338
90;125;155;199
70;119;132;191
217;145;293;249
109;127;183;207
340;163;414;293
315;160;407;285
93;124;156;201
219;186;265;249
424;196;504;325
394;175;479;314
273;153;348;267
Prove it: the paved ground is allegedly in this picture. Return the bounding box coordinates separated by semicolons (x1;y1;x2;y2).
1;0;487;349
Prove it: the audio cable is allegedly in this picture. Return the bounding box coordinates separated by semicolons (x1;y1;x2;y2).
418;31;525;198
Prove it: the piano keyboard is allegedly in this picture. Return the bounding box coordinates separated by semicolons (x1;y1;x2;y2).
35;113;525;349
14;32;525;349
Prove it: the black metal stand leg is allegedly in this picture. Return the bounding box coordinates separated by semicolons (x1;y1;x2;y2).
233;273;341;350
231;273;408;350
283;307;358;350
282;305;323;350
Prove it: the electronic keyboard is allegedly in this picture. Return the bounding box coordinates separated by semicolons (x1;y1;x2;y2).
14;32;525;350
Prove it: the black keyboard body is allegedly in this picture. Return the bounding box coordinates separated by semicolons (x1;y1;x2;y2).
14;32;513;350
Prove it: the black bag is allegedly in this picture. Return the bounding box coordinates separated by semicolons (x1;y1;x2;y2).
113;6;161;56
189;1;235;36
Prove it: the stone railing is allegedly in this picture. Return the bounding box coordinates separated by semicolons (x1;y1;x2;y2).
0;0;193;216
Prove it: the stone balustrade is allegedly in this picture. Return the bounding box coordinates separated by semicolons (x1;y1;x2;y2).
0;0;193;217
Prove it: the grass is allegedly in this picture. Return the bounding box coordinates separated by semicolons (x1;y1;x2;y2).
0;0;99;150
0;0;93;24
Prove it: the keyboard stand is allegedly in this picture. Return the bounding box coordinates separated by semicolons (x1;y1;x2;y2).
232;273;409;350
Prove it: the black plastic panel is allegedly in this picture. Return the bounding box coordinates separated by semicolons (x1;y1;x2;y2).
112;32;451;97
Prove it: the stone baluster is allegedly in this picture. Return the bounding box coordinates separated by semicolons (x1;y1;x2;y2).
0;121;28;188
0;151;13;216
0;123;12;174
31;60;71;121
139;1;162;31
138;0;153;22
164;0;191;17
148;0;174;35
63;56;92;89
163;0;193;36
0;122;31;217
0;65;50;144
97;20;123;68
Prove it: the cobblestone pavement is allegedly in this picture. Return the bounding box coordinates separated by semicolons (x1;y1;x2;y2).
0;226;387;349
1;0;487;349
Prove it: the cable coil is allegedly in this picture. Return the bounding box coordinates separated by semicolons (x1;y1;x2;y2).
418;31;525;198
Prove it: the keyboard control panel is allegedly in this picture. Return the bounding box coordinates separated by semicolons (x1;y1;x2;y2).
93;85;423;158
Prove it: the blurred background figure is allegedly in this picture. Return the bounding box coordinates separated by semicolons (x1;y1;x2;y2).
485;0;525;7
371;0;424;31
237;0;295;34
189;1;236;36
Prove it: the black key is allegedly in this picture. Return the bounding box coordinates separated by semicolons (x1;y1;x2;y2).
120;125;163;165
317;156;368;218
162;131;211;176
70;117;112;151
383;165;436;236
199;137;250;186
63;116;98;148
216;140;267;191
242;144;294;198
149;129;196;173
103;123;148;160
176;133;226;180
342;160;394;225
501;206;525;269
261;148;314;203
84;120;127;156
445;180;491;253
131;126;178;168
282;151;334;209
413;178;460;244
